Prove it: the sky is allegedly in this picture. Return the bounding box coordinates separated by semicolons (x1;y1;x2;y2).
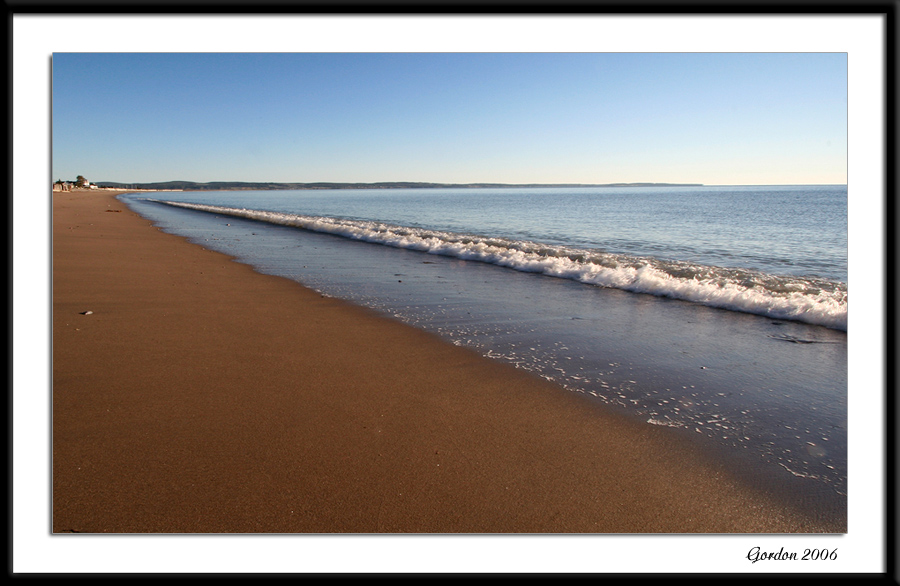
52;52;847;186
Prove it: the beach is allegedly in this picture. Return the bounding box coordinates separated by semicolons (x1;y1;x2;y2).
52;189;843;533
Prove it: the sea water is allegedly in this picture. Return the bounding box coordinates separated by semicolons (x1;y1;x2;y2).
120;185;848;518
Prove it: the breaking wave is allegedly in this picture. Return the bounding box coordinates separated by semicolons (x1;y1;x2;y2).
154;200;848;330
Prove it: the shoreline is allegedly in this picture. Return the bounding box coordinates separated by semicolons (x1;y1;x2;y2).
52;190;845;533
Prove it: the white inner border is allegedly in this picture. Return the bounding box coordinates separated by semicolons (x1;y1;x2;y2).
13;15;886;575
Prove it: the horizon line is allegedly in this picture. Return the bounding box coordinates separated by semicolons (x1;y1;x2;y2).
83;179;850;188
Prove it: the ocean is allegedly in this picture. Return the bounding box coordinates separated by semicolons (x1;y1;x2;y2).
120;184;848;520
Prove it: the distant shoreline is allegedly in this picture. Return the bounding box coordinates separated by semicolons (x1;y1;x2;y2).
94;181;705;191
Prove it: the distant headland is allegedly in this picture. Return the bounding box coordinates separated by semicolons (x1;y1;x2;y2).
95;180;704;191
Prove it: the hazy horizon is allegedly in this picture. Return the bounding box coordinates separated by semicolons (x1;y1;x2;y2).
52;52;847;187
78;179;849;188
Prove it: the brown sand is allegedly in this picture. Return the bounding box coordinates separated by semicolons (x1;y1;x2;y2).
52;190;839;533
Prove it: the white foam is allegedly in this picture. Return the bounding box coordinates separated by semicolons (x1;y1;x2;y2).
156;200;848;330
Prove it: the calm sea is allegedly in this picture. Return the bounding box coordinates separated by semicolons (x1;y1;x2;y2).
121;185;848;517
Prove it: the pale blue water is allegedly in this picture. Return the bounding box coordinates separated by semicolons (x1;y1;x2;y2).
140;184;848;278
120;185;848;522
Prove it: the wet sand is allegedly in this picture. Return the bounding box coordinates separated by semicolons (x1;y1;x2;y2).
52;189;843;533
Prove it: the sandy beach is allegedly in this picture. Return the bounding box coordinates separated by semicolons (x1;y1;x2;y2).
52;189;843;534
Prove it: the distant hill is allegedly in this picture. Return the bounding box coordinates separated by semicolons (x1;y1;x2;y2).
97;180;703;191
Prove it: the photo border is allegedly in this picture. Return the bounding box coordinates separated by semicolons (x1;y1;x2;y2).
9;3;895;578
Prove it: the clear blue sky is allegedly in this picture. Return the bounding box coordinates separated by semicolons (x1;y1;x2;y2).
51;52;847;185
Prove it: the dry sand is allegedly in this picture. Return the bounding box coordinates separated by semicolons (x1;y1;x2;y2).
52;190;841;533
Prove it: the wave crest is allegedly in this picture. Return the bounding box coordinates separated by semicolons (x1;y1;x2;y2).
155;200;848;330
